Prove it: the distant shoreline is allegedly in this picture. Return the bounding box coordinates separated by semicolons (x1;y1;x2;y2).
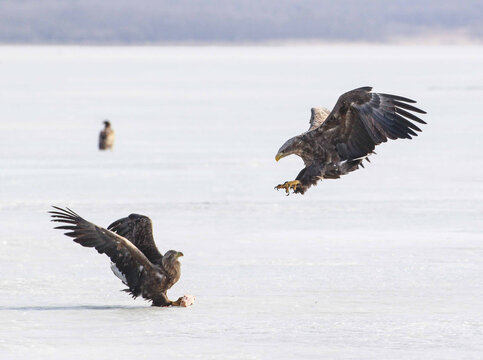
0;36;481;47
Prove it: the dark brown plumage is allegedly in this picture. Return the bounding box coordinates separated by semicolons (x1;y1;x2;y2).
50;207;184;306
108;214;161;264
275;87;427;194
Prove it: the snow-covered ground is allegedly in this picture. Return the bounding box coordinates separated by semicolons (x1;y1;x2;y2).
0;45;482;359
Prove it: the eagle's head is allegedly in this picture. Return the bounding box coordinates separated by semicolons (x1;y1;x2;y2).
162;250;183;272
103;120;111;127
275;135;304;161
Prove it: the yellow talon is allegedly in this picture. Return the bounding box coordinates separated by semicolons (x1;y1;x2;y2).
275;180;301;195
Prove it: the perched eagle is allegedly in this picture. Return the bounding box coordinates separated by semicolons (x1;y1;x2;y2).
50;207;185;307
99;120;115;150
275;87;426;194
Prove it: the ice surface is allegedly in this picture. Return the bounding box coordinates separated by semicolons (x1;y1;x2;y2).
0;45;482;359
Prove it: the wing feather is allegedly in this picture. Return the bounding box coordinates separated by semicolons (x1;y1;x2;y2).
378;93;417;103
50;206;155;298
392;100;426;114
107;214;163;264
394;107;427;124
317;87;426;161
307;107;331;131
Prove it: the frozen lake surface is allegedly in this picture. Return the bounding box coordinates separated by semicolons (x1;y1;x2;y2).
0;45;482;359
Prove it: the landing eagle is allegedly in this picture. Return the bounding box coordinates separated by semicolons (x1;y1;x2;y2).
50;207;185;307
275;87;426;194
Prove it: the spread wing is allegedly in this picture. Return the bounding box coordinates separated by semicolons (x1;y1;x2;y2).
317;86;426;161
307;107;331;131
49;206;157;298
107;214;163;264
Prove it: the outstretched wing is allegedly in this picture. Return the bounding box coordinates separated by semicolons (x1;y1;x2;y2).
107;214;163;264
49;206;156;298
317;86;426;161
307;107;331;131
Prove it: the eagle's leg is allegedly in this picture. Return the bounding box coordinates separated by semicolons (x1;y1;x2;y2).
152;293;183;307
168;297;183;306
274;180;301;194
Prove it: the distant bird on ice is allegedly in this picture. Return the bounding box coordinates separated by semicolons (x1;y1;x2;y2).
50;207;193;307
275;87;426;195
98;120;115;150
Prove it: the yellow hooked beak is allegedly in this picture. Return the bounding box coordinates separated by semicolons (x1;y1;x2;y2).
275;152;286;162
177;252;184;258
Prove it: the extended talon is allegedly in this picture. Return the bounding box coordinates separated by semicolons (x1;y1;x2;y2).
274;180;301;194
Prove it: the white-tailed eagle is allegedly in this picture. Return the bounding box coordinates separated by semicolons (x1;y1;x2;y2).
50;207;186;307
275;87;426;194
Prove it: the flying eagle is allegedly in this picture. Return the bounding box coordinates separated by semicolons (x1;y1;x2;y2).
275;87;426;194
50;207;186;307
99;120;115;150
